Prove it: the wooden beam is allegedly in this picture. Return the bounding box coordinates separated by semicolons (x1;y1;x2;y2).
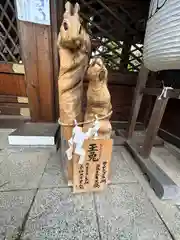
0;73;26;96
0;95;28;103
0;63;25;74
0;63;17;74
143;72;157;127
18;22;40;121
126;65;149;139
126;140;179;200
0;95;29;117
84;72;138;86
18;21;55;122
107;72;138;85
140;97;169;158
35;24;54;121
158;128;180;149
142;87;180;99
0;106;30;117
0;102;28;108
50;0;61;120
119;41;131;71
111;121;145;131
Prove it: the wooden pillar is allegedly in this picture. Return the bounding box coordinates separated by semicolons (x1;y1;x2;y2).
143;72;157;127
141;97;168;158
50;0;65;120
119;41;131;72
126;65;149;139
17;4;57;122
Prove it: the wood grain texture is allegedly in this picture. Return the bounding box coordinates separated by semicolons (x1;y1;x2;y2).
0;106;30;116
50;0;61;119
58;2;91;139
83;83;136;122
142;72;157;127
84;71;138;86
73;139;113;193
0;95;28;103
83;72;139;122
0;73;26;96
0;102;28;108
0;63;16;74
0;63;25;74
18;21;40;121
0;96;29;116
141;97;168;158
36;25;54;121
126;65;149;139
83;58;112;138
160;99;180;138
0;107;20;115
18;21;55;122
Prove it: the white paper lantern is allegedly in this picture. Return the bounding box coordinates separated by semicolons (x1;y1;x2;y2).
143;0;180;72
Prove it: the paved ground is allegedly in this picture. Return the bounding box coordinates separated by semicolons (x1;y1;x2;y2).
0;128;180;240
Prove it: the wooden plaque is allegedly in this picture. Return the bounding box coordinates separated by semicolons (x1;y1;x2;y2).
73;139;113;193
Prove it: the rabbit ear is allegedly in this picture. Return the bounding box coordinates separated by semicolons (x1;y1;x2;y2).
73;3;80;15
65;1;72;14
96;58;103;66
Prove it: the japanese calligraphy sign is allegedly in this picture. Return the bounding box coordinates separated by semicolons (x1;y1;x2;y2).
73;139;113;193
16;0;50;25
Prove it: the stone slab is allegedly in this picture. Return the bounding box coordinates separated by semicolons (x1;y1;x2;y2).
40;146;137;188
120;146;180;240
95;184;172;240
8;123;59;146
112;121;145;131
113;136;125;146
0;190;35;239
0;115;29;129
110;147;137;184
40;150;67;188
22;188;99;240
0;151;50;191
151;147;180;187
126;141;180;200
119;130;164;146
0;129;14;150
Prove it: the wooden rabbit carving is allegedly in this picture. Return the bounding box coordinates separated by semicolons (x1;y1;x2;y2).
58;2;91;140
84;58;112;139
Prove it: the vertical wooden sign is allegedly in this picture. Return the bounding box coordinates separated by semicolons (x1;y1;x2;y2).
73;139;113;193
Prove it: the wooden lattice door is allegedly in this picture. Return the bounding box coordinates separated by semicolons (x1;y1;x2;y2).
0;0;28;116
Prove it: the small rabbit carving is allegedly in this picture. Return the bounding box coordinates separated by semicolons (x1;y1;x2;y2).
84;58;112;139
58;2;91;140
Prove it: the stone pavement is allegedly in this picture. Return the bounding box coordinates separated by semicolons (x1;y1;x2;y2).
0;128;180;240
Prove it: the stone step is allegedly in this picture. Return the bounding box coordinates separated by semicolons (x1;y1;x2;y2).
8;122;59;146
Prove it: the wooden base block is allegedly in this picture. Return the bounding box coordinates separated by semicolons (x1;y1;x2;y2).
119;130;164;147
125;140;180;200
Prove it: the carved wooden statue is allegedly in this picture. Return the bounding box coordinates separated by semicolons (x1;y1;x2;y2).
58;2;91;140
84;58;112;139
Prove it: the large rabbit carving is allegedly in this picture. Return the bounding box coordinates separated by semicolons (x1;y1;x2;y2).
84;58;112;139
58;2;91;140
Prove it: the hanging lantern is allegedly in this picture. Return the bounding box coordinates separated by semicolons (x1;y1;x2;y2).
143;0;180;72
